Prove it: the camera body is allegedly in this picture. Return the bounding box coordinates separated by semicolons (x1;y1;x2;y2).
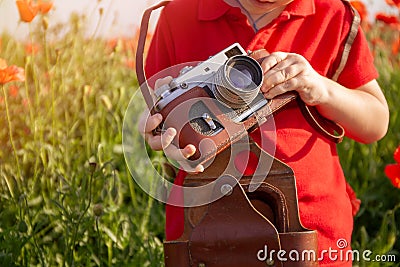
152;43;268;166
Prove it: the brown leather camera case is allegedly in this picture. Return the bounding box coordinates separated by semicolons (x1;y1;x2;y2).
163;141;319;267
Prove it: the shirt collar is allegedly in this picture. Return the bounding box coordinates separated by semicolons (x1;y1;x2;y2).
198;0;315;21
198;0;231;21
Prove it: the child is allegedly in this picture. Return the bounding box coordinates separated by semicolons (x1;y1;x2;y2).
140;0;389;265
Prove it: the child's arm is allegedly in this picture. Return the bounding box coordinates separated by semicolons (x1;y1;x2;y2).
259;52;389;144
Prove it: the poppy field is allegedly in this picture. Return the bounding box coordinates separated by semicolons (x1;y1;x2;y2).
0;0;399;266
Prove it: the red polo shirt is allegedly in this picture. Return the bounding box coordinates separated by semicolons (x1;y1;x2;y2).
145;0;378;265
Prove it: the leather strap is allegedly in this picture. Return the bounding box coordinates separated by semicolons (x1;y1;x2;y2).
332;0;361;82
136;0;359;144
296;0;360;144
136;0;172;112
244;92;297;132
298;100;345;143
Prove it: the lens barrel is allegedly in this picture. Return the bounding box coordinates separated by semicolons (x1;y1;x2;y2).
213;55;263;109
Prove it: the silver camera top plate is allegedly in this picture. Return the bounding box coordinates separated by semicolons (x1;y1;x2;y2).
153;43;247;111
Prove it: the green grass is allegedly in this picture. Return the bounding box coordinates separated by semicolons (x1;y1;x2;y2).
0;13;165;267
0;12;399;267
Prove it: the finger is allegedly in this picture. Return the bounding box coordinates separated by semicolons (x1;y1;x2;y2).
259;52;289;73
146;127;176;150
161;128;178;149
263;77;298;99
145;134;163;150
265;63;300;85
261;62;302;93
138;110;156;134
155;76;173;89
176;160;205;173
164;143;196;161
149;113;163;129
177;157;205;173
249;49;270;64
164;143;205;173
266;56;298;75
187;163;205;173
139;112;162;133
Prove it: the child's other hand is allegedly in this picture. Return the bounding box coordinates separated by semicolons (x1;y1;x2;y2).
137;76;204;173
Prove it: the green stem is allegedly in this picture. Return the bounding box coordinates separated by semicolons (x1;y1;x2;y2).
23;59;39;185
21;195;46;266
140;161;159;235
2;85;22;179
68;166;94;266
95;218;102;267
107;241;112;267
83;91;91;158
28;24;45;174
127;167;138;209
43;24;56;149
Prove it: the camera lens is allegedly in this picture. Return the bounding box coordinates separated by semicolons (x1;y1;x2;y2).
229;68;253;89
213;55;263;109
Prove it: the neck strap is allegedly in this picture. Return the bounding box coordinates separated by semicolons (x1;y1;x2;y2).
136;0;172;112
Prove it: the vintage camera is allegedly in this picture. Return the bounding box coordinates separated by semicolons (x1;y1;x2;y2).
151;43;268;165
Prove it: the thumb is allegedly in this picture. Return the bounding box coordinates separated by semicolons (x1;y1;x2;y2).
154;76;173;89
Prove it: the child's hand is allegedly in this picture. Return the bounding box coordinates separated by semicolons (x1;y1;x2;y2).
137;76;204;173
258;51;327;106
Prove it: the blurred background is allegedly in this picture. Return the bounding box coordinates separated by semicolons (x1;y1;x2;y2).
0;0;395;39
0;0;160;39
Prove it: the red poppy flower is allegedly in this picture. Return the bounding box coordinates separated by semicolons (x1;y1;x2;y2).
15;0;53;23
125;59;135;70
107;38;119;51
394;145;400;163
370;37;385;48
25;42;40;55
16;0;39;23
384;164;400;189
385;0;400;8
0;58;25;85
384;146;400;189
345;182;361;216
350;1;368;22
393;36;400;56
37;0;53;14
375;13;400;25
9;85;19;97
